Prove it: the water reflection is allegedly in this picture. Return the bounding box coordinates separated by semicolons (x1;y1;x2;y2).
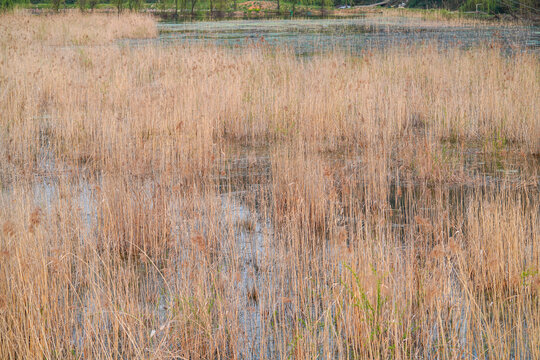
127;17;540;55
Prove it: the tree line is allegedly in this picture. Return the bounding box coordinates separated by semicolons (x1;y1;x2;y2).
1;0;538;17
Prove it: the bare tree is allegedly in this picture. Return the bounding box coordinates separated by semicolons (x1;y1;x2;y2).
115;0;125;14
78;0;87;12
88;0;98;11
51;0;64;11
190;0;198;16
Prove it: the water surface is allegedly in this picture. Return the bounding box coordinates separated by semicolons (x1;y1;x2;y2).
145;17;540;54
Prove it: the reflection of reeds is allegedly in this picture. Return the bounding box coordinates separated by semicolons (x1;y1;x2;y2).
0;12;538;360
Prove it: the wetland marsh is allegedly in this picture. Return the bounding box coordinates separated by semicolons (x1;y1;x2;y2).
0;12;539;359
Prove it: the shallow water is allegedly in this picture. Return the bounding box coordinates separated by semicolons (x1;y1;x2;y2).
3;17;539;357
140;17;540;55
1;143;538;357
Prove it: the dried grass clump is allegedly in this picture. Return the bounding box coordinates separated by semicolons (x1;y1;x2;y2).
462;194;538;296
271;148;338;239
97;176;172;258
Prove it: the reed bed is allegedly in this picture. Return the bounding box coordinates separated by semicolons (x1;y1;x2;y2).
0;13;539;359
0;11;156;47
356;8;516;27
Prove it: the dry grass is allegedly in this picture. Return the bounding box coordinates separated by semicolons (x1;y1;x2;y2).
0;11;156;47
0;12;538;359
372;7;524;26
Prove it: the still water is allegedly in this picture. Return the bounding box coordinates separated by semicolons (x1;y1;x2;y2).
146;17;540;54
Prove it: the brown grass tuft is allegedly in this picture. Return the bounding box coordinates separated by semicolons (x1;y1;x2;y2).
2;221;16;237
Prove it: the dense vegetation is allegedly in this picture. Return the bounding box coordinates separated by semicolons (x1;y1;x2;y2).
408;0;538;14
1;0;538;16
1;13;539;359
